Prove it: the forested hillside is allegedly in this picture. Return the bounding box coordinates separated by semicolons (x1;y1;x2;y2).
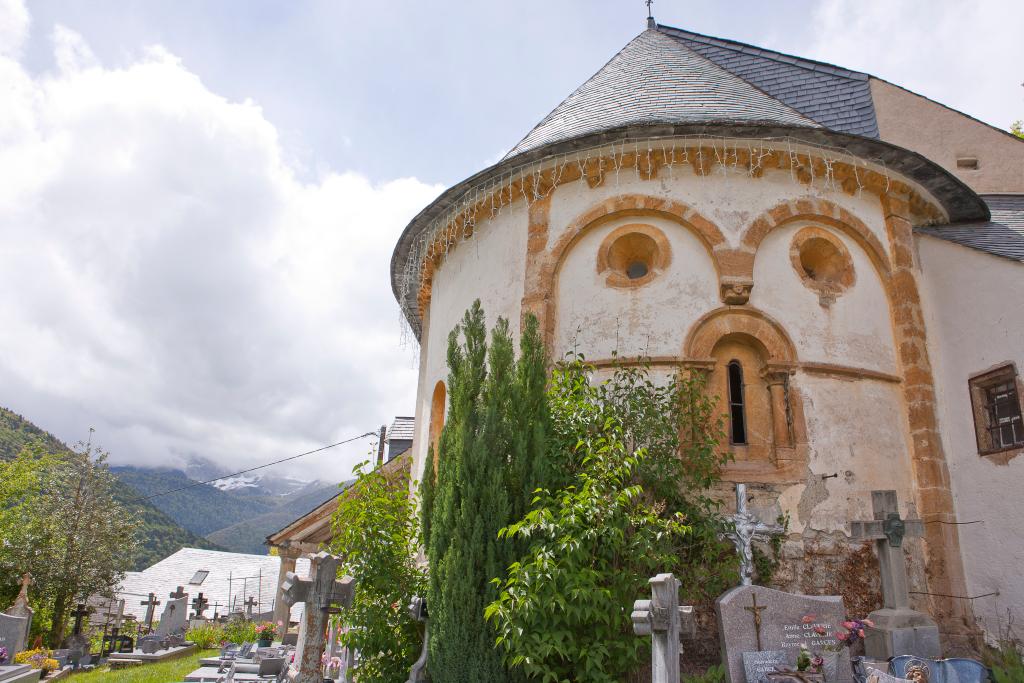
0;406;223;569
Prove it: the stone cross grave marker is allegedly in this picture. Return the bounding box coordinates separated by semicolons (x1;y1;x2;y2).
61;603;91;660
406;596;428;683
281;551;354;683
632;573;696;683
244;596;258;617
716;585;851;683
850;490;939;660
725;484;785;586
170;586;187;600
190;593;209;619
140;593;161;632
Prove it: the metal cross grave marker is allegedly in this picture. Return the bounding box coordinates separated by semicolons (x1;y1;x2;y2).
191;592;209;619
725;483;785;586
70;603;90;635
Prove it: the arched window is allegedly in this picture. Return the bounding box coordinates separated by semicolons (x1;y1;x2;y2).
727;360;747;445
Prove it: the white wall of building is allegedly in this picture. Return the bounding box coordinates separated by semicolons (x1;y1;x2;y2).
918;235;1024;638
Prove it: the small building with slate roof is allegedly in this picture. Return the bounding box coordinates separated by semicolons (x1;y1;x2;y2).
390;18;1024;650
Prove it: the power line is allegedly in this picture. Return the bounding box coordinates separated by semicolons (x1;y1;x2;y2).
131;431;376;503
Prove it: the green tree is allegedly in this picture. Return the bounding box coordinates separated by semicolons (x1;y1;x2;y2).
1011;120;1023;139
487;357;736;682
420;301;549;683
0;443;139;645
329;457;426;683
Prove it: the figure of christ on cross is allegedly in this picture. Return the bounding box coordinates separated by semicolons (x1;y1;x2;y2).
743;592;767;651
725;483;785;586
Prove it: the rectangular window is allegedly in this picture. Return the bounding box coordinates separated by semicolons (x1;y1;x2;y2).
189;570;210;585
969;365;1024;455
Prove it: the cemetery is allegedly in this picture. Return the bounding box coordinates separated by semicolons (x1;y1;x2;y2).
0;2;1021;683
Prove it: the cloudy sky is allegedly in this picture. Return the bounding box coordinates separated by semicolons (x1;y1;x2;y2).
1;0;1021;482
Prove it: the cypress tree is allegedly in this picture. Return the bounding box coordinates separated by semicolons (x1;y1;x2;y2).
420;302;550;683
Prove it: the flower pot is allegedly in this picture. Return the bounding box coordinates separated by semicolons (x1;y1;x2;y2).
257;638;272;648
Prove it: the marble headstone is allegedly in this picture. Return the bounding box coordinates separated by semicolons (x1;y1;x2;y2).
0;664;41;683
716;585;850;683
0;614;30;659
742;650;786;683
154;597;187;637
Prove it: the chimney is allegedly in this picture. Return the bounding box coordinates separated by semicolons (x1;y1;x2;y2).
376;424;387;467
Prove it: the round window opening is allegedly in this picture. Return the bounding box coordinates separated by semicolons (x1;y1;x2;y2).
607;232;659;282
790;228;855;305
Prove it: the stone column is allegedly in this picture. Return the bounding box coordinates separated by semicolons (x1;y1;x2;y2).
763;370;793;448
274;545;301;640
880;192;976;648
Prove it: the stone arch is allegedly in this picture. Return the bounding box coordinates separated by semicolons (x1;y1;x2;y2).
428;380;446;472
738;198;892;281
684;307;797;364
534;194;726;346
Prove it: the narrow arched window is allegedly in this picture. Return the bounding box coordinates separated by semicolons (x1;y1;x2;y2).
727;360;748;445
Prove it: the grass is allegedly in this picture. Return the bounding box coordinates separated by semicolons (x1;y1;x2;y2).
65;649;216;683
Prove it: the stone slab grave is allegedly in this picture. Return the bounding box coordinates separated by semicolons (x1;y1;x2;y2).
717;585;851;683
851;490;940;660
0;614;31;661
0;665;41;683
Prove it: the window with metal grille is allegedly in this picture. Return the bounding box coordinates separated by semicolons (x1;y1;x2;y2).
969;365;1024;455
727;360;747;445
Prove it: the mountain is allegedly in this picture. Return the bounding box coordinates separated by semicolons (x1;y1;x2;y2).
206;481;347;554
0;406;223;570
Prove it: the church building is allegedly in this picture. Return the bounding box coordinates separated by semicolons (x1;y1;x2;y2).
390;21;1024;650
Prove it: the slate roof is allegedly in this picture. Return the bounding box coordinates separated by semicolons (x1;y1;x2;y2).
117;547;310;622
387;416;415;443
506;29;818;158
917;195;1024;262
659;26;879;138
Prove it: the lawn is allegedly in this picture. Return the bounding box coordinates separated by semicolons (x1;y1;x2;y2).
65;649;216;683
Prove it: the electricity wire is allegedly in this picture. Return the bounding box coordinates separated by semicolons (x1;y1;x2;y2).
130;431;376;503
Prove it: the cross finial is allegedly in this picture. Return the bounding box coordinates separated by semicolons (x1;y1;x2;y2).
646;0;656;29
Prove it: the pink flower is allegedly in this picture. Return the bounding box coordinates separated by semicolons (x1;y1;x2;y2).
802;614;817;624
863;619;875;628
858;629;866;638
835;630;848;642
842;620;857;630
814;625;827;635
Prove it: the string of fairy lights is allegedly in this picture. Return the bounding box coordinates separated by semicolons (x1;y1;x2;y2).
395;133;897;343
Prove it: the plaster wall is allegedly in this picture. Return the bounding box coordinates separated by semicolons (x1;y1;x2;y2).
751;223;898;373
917;235;1024;637
872;79;1024;194
411;205;529;483
547;163;890;252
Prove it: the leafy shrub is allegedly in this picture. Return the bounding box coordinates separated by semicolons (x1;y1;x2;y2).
15;648;58;671
986;637;1024;683
187;623;225;649
684;664;726;683
221;620;259;645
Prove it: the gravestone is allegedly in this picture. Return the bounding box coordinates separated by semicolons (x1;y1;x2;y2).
244;596;257;618
0;614;30;660
717;585;850;683
191;593;209;619
154;597;188;637
2;575;32;661
0;664;41;683
743;650;786;683
61;604;91;663
850;491;940;660
280;551;354;683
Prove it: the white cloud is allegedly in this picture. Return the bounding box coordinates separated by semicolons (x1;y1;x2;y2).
807;0;1024;130
0;6;442;481
0;0;28;58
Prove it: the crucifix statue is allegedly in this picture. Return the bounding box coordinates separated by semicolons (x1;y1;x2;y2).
743;592;768;651
632;573;694;683
191;592;209;619
140;593;161;632
724;483;785;586
850;490;939;659
281;551;355;683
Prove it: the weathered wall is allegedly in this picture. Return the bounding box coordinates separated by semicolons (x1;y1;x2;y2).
917;234;1024;639
872;79;1024;194
406;139;972;646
